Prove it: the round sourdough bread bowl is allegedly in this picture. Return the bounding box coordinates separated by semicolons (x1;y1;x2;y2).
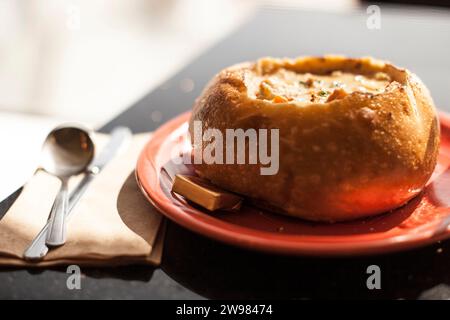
188;56;439;222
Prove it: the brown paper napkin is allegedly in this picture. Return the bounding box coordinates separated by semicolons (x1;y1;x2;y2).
0;133;165;267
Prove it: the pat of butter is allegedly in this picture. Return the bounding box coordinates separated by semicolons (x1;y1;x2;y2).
172;174;243;211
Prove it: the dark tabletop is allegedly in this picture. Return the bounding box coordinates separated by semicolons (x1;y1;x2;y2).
2;5;450;300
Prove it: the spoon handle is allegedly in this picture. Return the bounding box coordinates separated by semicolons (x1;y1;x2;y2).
46;178;68;246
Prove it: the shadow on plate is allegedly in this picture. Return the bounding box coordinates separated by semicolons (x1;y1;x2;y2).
160;154;450;237
157;150;450;299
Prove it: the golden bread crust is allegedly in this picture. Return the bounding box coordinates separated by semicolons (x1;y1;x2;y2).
189;56;439;222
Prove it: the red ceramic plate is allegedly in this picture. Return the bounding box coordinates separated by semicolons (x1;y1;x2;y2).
136;111;450;256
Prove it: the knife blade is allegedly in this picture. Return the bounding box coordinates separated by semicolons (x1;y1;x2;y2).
23;127;132;260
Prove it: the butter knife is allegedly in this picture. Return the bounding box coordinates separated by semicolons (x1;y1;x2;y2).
23;127;132;260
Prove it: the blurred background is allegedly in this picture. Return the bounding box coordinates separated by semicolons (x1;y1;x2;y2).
0;0;361;126
0;0;449;127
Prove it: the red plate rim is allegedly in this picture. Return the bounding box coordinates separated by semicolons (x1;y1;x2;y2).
136;111;450;256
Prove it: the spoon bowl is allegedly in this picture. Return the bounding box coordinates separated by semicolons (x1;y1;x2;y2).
41;125;94;246
41;126;95;177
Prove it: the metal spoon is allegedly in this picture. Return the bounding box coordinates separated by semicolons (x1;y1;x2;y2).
40;125;94;246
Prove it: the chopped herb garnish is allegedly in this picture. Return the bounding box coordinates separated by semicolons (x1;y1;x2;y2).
299;80;308;86
318;90;330;97
332;81;342;88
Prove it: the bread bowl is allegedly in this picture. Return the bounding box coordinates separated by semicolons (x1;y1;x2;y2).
188;56;439;222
